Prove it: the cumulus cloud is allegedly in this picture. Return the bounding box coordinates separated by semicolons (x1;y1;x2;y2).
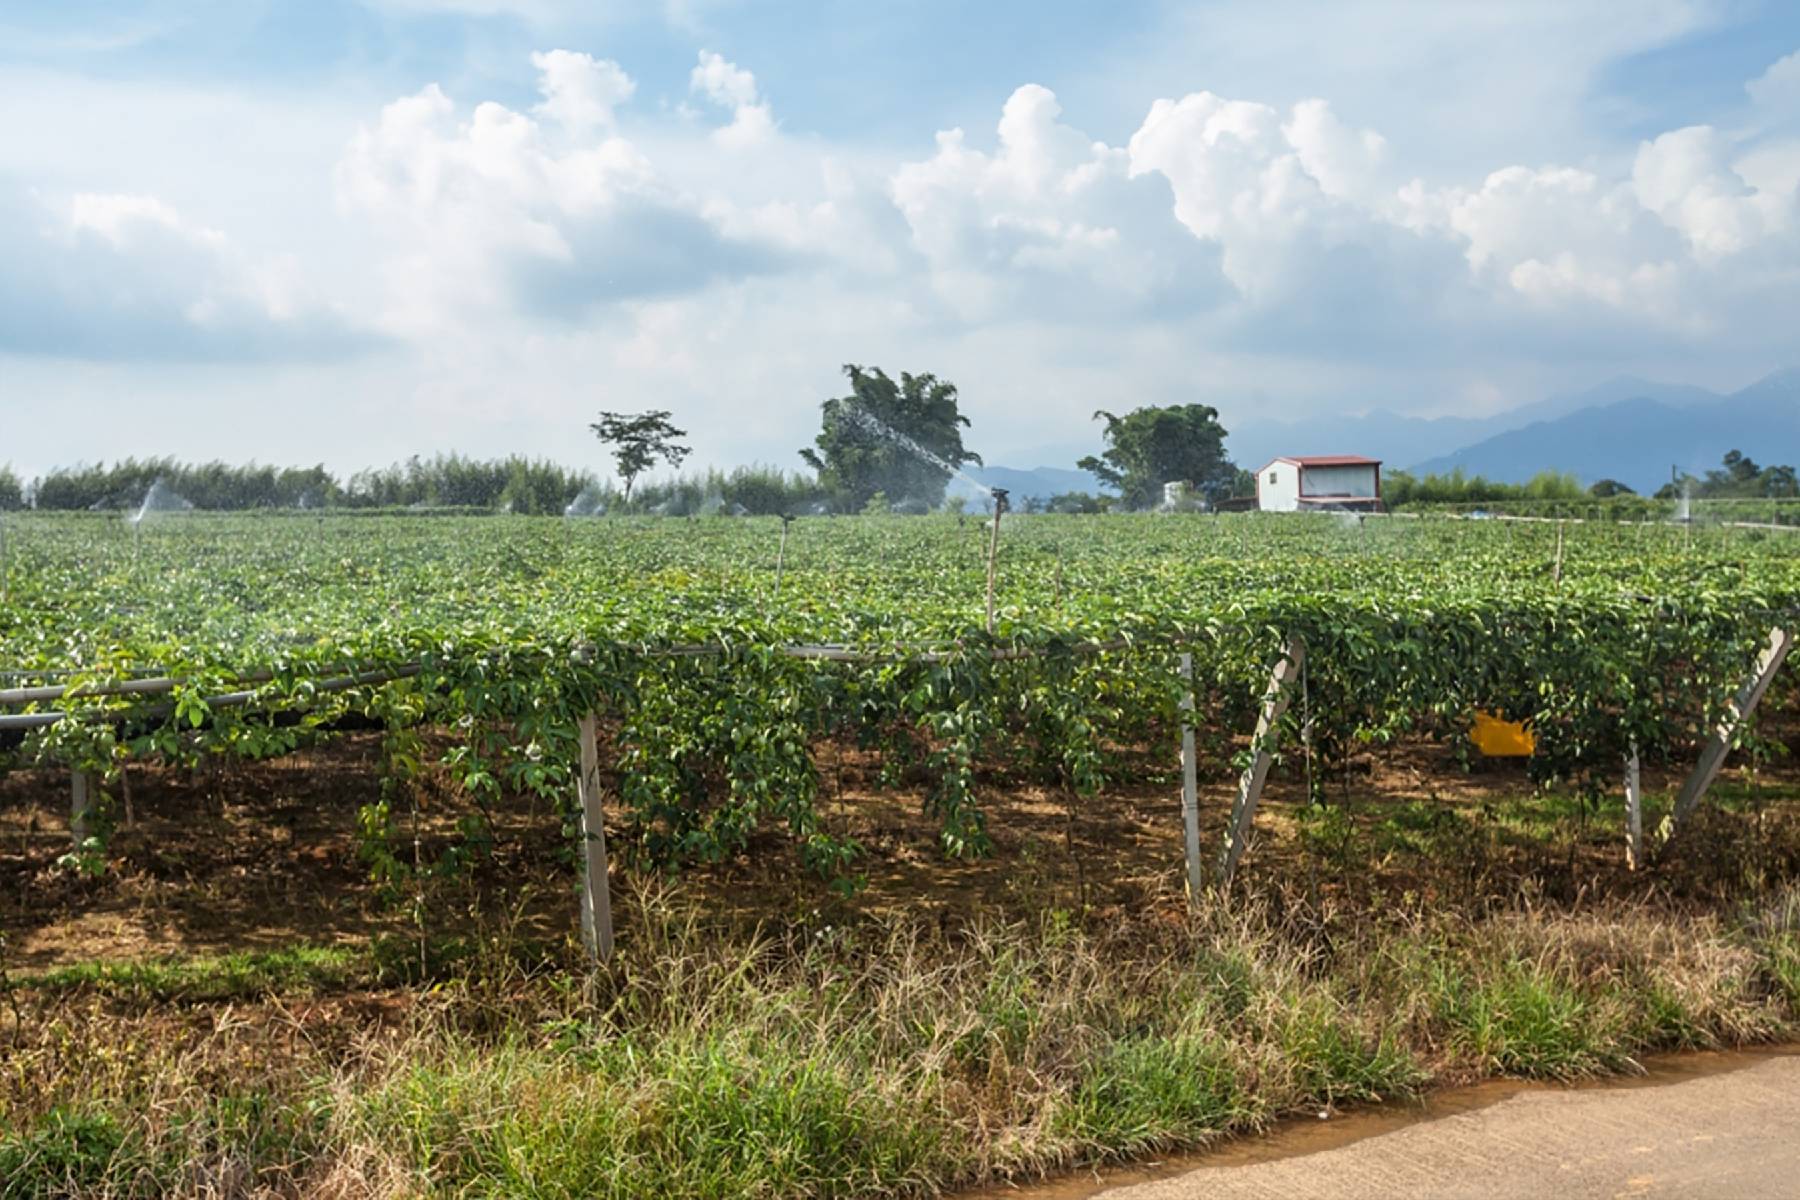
878;67;1800;365
0;185;366;360
530;49;634;134
689;51;775;149
891;84;1223;320
1634;125;1792;259
334;52;789;335
1747;49;1800;117
25;39;1800;451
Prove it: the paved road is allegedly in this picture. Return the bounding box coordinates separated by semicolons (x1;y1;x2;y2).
1093;1052;1800;1200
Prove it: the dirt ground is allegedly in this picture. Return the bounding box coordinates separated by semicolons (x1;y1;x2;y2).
4;728;1800;971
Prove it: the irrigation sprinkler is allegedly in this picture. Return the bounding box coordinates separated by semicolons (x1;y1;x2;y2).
774;513;794;596
986;487;1009;635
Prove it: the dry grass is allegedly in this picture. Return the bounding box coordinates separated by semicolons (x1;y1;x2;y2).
4;881;1799;1198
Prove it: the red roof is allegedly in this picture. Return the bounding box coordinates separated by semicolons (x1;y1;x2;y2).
1278;455;1380;467
1254;455;1382;474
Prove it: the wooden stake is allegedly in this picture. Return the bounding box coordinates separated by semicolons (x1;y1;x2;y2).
1179;652;1201;905
1218;637;1304;885
1625;747;1643;871
71;769;94;848
1553;521;1564;586
576;713;614;964
774;516;791;596
1669;626;1792;840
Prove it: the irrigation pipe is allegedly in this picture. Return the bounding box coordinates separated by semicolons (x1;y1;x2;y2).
0;665;421;731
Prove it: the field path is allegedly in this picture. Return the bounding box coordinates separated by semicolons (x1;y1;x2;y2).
1032;1050;1800;1200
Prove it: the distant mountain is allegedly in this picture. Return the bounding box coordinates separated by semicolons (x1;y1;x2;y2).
1408;369;1800;492
947;465;1106;502
1226;376;1726;474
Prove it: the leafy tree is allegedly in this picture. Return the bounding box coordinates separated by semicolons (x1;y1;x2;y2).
591;410;691;504
1655;451;1800;500
1721;449;1760;485
1047;491;1107;514
0;465;22;511
1589;478;1635;498
1076;405;1237;509
800;365;981;512
1763;464;1799;498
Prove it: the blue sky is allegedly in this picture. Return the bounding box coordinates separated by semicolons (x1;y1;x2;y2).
2;0;1798;482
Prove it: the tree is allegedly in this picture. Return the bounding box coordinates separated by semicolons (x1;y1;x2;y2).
1656;451;1799;501
1077;405;1236;509
800;365;981;511
0;465;24;511
1589;478;1635;498
591;410;691;504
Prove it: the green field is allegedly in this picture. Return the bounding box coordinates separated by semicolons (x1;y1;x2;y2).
4;510;1798;867
7;510;1800;1196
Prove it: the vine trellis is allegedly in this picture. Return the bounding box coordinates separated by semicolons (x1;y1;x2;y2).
5;511;1800;961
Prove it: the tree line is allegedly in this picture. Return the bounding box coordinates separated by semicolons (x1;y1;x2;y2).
1;456;835;516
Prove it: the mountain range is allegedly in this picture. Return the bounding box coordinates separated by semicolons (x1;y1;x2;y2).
1407;369;1800;491
946;465;1105;503
978;369;1799;501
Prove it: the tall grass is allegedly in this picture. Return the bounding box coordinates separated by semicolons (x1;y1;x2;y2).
3;887;1798;1197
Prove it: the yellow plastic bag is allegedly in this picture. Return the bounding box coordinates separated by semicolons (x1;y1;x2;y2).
1471;710;1536;757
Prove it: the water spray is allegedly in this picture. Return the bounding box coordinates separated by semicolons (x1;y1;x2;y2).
985;487;1009;635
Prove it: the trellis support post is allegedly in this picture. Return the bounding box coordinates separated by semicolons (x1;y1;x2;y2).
71;769;95;849
1667;626;1792;845
1218;637;1304;886
577;712;614;965
1624;747;1643;871
1179;652;1201;905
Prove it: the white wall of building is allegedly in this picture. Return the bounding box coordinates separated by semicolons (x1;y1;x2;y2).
1301;464;1378;498
1257;460;1301;511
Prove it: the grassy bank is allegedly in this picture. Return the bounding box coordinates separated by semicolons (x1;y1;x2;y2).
4;886;1800;1198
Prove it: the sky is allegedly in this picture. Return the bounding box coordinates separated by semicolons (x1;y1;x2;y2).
2;0;1798;483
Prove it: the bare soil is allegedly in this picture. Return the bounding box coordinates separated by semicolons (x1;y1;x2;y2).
4;729;1800;971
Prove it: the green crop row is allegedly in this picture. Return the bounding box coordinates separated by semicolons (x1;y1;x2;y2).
3;511;1798;872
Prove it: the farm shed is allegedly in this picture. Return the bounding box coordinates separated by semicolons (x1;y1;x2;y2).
1255;455;1383;512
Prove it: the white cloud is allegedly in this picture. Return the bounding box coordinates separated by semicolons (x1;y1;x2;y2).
1633;125;1785;259
1440;166;1680;313
1282;99;1390;207
891;84;1219;320
1747;49;1800;116
530;49;634;135
0;186;364;360
334;55;789;336
689;50;776;149
13;34;1800;478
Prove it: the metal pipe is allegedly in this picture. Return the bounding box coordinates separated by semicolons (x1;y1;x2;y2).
0;664;419;730
0;674;245;706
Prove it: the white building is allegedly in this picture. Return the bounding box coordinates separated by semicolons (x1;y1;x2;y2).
1255;456;1383;512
